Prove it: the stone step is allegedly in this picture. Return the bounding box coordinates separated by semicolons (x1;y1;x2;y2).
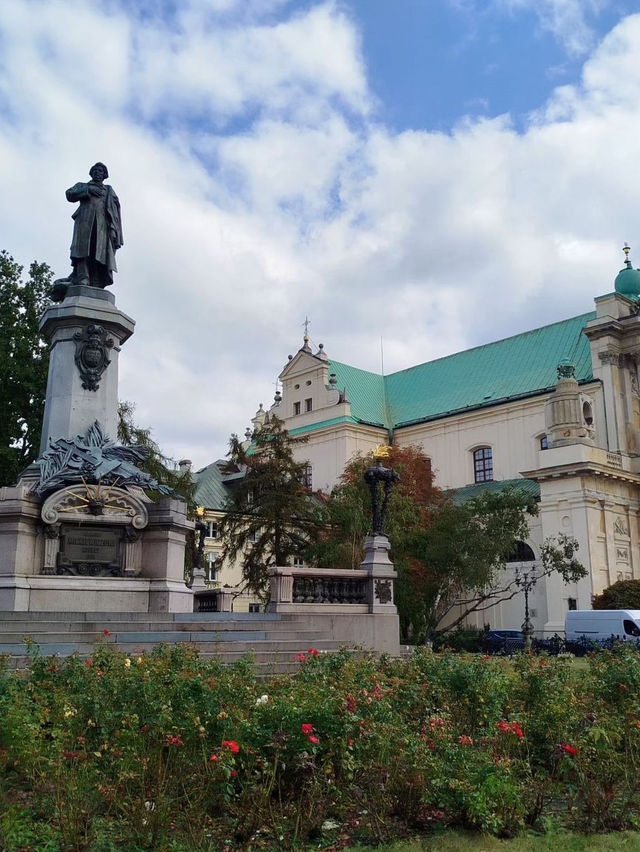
0;642;341;659
0;630;332;653
0;621;326;635
0;611;285;623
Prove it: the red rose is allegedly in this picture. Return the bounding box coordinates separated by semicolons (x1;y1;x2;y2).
296;653;307;663
560;743;578;756
301;724;314;735
222;740;240;754
307;648;319;657
209;754;219;762
308;735;320;745
102;629;112;636
458;735;474;746
166;735;184;747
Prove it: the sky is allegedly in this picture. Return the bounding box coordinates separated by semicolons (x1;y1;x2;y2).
1;0;640;469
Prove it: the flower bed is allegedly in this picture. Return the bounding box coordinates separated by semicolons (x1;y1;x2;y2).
2;644;640;850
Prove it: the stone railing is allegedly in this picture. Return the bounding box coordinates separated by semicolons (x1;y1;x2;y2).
193;587;235;613
268;536;397;614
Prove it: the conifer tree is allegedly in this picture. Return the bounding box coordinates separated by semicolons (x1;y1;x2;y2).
218;415;324;597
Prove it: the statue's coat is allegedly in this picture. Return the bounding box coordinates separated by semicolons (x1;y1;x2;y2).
66;181;123;274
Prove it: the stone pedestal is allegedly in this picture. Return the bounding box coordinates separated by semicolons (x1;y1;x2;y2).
0;281;195;614
142;500;194;612
360;535;398;614
0;486;42;610
39;285;135;451
0;491;194;613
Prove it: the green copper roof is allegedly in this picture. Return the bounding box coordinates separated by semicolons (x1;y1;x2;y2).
193;462;231;511
327;361;387;427
447;478;541;506
327;312;595;430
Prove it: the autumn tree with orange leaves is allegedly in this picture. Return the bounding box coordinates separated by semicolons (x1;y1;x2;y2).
313;445;585;643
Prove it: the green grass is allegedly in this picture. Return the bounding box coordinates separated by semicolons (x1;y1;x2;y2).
346;832;640;851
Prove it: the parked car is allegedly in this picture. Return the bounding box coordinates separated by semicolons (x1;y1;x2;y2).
485;629;525;654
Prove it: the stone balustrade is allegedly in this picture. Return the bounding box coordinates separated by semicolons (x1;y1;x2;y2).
267;536;397;615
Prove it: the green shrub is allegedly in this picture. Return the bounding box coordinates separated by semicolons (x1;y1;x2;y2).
593;579;640;610
2;644;640;848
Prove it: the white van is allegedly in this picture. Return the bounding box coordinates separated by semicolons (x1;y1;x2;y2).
565;610;640;641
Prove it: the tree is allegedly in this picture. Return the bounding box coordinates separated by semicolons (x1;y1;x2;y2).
316;446;587;642
0;251;53;485
593;580;640;611
117;401;196;507
406;492;586;640
311;444;441;571
218;415;325;598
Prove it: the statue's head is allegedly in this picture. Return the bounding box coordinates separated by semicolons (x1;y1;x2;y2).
89;162;108;181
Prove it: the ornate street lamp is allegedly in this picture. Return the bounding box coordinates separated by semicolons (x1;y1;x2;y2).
364;446;400;536
192;506;208;588
515;566;538;651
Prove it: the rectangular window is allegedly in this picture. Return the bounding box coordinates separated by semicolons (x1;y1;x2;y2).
249;529;257;543
299;463;312;489
293;401;301;415
292;556;304;567
207;521;218;539
305;398;313;412
540;435;549;450
473;447;493;483
249;603;261;613
567;597;577;611
205;553;219;582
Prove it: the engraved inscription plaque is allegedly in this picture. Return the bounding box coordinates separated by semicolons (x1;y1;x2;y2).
65;529;119;563
57;526;124;576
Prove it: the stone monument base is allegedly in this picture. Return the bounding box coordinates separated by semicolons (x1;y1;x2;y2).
0;488;193;613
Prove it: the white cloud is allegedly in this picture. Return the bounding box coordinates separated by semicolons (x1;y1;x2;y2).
494;0;610;56
1;2;640;469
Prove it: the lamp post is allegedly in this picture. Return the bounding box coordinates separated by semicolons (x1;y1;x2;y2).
363;446;400;536
515;566;538;651
192;506;208;589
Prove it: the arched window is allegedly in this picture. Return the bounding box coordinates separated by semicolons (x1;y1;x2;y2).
507;541;536;562
473;447;493;483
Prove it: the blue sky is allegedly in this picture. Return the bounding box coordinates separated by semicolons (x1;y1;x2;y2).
1;0;640;465
348;0;638;130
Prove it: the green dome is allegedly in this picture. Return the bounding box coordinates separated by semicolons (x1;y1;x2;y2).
615;255;640;298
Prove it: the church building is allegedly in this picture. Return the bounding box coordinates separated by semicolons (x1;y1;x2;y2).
196;250;640;634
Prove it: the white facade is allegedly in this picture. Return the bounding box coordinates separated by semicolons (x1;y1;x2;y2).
244;276;640;636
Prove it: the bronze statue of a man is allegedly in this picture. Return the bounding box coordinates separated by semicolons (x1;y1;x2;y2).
57;163;123;293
